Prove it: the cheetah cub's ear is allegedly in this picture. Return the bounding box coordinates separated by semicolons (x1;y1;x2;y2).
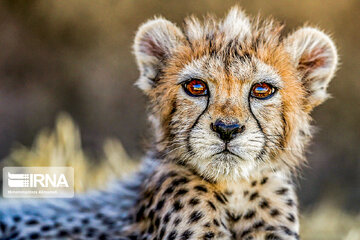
285;27;338;111
133;18;185;92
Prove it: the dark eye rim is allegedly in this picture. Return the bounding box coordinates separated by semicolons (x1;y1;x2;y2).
250;82;277;100
182;79;209;97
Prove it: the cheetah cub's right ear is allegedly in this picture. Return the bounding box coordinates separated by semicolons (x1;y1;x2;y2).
284;27;338;112
133;18;185;93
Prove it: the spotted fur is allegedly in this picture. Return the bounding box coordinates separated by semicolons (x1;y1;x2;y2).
0;6;338;240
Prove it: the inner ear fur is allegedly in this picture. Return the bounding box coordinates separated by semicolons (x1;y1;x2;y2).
133;18;185;93
284;27;338;110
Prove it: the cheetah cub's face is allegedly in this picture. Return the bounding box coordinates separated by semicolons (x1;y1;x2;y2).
133;7;338;181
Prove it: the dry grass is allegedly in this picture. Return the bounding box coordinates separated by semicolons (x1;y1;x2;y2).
1;113;138;192
300;203;360;240
1;114;359;239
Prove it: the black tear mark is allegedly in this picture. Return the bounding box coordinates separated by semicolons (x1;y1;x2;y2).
186;91;211;153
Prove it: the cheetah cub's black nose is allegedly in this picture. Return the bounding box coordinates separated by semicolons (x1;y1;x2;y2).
211;119;245;142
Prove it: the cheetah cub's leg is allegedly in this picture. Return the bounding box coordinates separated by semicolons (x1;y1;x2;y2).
225;171;299;240
129;164;234;240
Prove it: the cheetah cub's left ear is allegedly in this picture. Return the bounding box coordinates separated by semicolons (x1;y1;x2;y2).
133;18;185;92
285;27;338;111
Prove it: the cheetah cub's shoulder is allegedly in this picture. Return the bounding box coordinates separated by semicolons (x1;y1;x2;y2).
128;5;338;240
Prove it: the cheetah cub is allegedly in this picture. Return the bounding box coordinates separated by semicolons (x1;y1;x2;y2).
127;6;338;240
0;6;338;240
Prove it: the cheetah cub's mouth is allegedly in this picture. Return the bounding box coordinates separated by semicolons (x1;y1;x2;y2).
133;7;338;181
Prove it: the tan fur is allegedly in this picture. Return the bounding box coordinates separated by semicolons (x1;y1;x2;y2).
129;5;338;240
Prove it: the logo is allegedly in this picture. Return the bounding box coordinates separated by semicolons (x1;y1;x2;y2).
8;172;69;188
3;167;74;198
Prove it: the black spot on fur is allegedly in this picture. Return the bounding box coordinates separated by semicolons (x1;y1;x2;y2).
214;192;227;204
155;217;161;228
148;209;155;220
41;225;52;232
231;230;237;239
224;190;233;196
207;201;216;211
163;186;175;195
244;209;256;219
275;188;288;195
13;216;21;222
136;205;145;222
280;226;294;236
58;229;69;237
54;222;62;228
189;198;200;206
244;190;249;196
156;199;165;210
155;174;169;191
168;230;177;240
221;220;228;229
173;200;184;211
253;220;265;229
261;177;268;185
82;218;90;225
25;219;39;225
194;185;208;193
171;177;189;187
226;210;241;222
213;219;220;226
265;226;276;231
174;188;189;197
188;211;204;223
259;199;270;209
173;217;182;226
102;218;115;226
241;229;252;237
286;199;294;207
265;233;282;240
8;231;20;239
163;212;171;224
146;195;154;208
251;181;257;186
98;233;108;240
0;221;6;232
181;230;194;240
159;227;166;239
203;231;215;239
249;192;259;201
270;209;280;217
287;213;296;222
127;234;138;240
29;232;40;239
72;226;81;234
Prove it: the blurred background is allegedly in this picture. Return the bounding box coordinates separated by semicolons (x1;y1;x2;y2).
0;0;359;239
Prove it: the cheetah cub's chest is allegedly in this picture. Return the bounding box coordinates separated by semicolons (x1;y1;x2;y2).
222;170;299;239
128;164;300;240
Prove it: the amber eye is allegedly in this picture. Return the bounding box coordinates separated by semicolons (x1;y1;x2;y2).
183;79;208;97
250;83;276;99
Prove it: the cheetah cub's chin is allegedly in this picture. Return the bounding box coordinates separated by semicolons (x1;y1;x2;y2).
134;6;338;182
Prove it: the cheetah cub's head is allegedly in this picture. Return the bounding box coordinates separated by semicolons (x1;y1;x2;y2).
133;6;338;181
